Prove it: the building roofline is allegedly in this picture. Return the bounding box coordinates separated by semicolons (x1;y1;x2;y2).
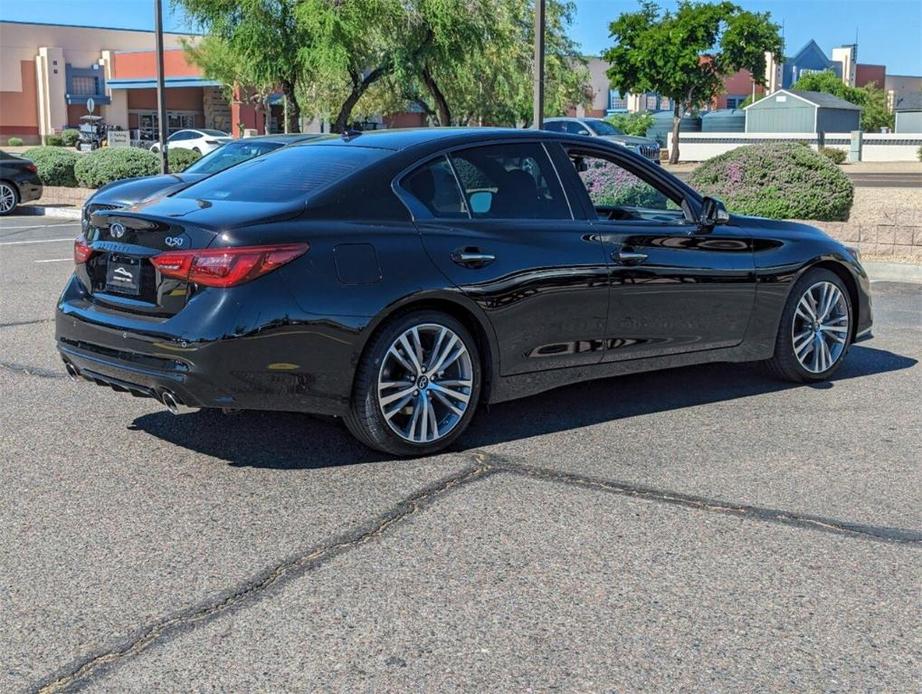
0;19;200;36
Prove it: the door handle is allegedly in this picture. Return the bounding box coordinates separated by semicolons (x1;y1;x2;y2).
614;249;648;265
451;247;496;268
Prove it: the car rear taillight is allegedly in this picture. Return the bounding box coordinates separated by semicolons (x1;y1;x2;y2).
74;234;93;264
151;243;309;288
24;163;38;174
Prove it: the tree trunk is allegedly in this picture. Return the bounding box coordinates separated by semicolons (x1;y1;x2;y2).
281;79;300;134
670;103;681;164
332;66;391;133
421;67;450;126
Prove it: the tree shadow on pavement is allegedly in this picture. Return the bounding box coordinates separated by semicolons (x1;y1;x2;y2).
130;345;915;469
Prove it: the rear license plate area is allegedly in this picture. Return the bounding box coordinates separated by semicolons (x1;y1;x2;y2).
105;256;142;295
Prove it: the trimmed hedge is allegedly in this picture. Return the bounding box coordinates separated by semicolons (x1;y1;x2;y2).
819;147;847;165
688;143;854;221
917;145;922;163
45;133;64;146
74;147;159;188
7;137;23;146
167;148;202;172
61;129;80;147
23;146;79;187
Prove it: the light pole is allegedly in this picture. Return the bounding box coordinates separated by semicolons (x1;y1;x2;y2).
154;0;169;173
533;0;545;129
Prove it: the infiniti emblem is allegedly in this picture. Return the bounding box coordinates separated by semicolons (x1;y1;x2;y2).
110;222;126;239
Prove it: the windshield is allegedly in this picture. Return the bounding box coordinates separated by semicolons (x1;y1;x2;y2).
183;140;286;175
586;120;624;136
176;144;390;203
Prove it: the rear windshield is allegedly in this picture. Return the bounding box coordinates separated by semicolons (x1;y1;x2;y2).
175;145;389;203
183;140;284;175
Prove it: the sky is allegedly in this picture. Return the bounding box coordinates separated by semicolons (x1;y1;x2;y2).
2;0;921;75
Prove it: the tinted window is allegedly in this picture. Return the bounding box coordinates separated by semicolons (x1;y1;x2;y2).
402;156;467;218
449;143;570;220
176;145;389;203
201;129;228;137
564;121;592;136
570;152;682;221
543;121;565;132
184;140;285;175
585;120;623;136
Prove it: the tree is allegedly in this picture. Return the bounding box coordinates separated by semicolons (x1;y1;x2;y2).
177;0;308;133
603;1;783;163
791;70;894;132
606;111;654;136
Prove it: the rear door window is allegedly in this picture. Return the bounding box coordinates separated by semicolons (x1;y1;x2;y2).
175;145;390;203
401;156;467;218
448;143;571;220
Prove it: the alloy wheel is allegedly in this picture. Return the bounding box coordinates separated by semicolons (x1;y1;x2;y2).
0;184;16;214
377;323;474;444
791;281;850;374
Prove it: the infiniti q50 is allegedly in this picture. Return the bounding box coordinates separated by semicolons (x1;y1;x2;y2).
56;128;872;455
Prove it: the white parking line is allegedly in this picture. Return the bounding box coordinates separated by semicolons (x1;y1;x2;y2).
0;238;74;246
0;223;78;230
34;258;72;263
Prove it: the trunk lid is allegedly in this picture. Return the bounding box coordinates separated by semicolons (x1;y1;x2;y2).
81;197;301;316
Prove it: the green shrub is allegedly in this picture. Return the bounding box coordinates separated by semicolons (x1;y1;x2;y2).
917;145;922;163
7;137;23;146
167;148;202;172
819;147;847;165
22;146;79;187
605;111;655;137
61;129;80;147
74;147;159;188
689;142;854;221
45;133;65;146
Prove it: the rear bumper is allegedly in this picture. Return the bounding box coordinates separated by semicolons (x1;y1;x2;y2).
55;274;356;416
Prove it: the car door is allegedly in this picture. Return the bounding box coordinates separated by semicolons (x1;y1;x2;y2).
402;142;611;376
555;143;756;362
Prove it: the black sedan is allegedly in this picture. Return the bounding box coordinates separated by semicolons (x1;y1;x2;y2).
0;150;43;215
56;128;872;455
81;133;322;228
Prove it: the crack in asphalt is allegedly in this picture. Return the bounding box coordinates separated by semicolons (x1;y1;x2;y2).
31;462;496;694
30;448;920;692
0;360;65;379
469;450;922;546
0;318;54;329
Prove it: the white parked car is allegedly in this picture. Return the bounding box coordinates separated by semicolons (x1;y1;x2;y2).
149;129;231;155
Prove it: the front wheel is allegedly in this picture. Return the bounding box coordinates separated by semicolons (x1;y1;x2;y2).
764;268;852;382
0;182;19;216
345;311;482;456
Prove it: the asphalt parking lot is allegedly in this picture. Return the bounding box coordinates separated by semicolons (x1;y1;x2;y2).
1;215;920;692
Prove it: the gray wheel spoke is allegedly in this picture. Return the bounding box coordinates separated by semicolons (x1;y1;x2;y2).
793;281;849;374
379;322;474;445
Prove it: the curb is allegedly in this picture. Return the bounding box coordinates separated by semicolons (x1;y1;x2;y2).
18;205;82;220
864;261;922;284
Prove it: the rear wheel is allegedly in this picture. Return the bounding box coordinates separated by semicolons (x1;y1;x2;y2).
764;268;852;382
345;311;481;456
0;182;19;216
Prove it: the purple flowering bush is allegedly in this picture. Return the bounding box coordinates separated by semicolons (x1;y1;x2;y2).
689;143;853;221
580;159;668;209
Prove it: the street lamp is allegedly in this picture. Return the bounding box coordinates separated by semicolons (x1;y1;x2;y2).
533;0;545;129
154;0;169;173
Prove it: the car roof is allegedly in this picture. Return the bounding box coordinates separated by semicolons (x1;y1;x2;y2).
240;133;324;144
290;127;591;153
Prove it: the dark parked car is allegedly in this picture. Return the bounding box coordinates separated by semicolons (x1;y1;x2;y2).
57;128;872;455
0;150;43;215
543;117;661;162
81;133;322;231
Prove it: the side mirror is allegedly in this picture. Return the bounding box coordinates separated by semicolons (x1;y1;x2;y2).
469;191;493;215
699;196;730;228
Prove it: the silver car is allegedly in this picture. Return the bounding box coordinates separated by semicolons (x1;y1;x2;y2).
542;117;661;163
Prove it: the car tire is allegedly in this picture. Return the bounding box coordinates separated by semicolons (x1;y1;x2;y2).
763;268;852;383
193;147;201;154
344;310;482;456
0;181;20;216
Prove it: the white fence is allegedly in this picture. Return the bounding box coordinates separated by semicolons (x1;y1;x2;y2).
666;131;922;162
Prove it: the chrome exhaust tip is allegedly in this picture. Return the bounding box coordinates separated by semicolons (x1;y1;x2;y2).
64;362;80;382
161;391;181;415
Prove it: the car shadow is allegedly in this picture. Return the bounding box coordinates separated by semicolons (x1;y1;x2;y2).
130;345;916;469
